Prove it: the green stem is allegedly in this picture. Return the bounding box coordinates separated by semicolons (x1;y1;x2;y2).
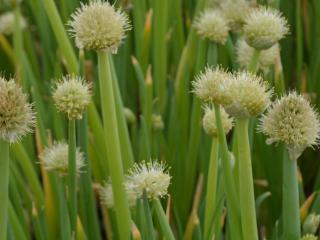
77;50;101;240
143;193;155;240
282;149;301;240
109;58;135;170
237;118;258;240
207;42;218;65
153;198;175;240
213;104;242;240
68;119;77;239
295;0;303;90
41;0;78;73
248;49;261;73
204;137;219;239
0;140;9;240
9;201;29;240
153;0;168;112
97;51;131;240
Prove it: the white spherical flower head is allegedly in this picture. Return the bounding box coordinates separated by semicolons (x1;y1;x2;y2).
303;213;320;235
243;7;289;50
69;0;131;52
301;234;318;240
194;9;230;44
99;180;138;208
236;39;279;73
53;75;91;120
0;77;35;143
0;12;26;35
220;0;251;32
260;92;320;161
224;71;272;118
202;105;233;136
40;142;85;175
192;66;233;105
127;161;171;200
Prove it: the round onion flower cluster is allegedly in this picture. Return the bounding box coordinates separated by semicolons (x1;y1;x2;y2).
69;0;131;52
224;71;272;118
0;77;35;143
202;106;233;136
40;142;85;175
243;7;289;50
192;66;233;105
194;9;230;44
52;75;91;120
260;92;320;160
126;161;171;200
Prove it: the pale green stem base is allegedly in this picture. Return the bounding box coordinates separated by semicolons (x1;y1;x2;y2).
237;118;258;240
153;198;175;240
97;51;131;240
68;119;77;239
0;140;9;240
248;49;261;73
214;104;242;240
204;137;219;239
283;149;301;240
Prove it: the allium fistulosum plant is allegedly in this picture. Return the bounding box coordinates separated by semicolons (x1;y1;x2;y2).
1;0;320;239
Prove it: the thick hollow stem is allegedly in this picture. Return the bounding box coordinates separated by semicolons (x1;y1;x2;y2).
0;140;9;240
213;104;242;240
153;198;175;240
68;119;77;239
97;51;131;240
283;149;301;240
248;49;261;73
237;118;259;240
42;0;78;73
204;137;219;239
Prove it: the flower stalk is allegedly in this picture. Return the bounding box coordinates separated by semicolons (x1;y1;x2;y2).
0;140;9;240
153;198;175;240
204;136;219;239
282;149;301;240
248;49;261;73
68;119;77;239
237;118;258;240
97;51;131;240
214;104;242;240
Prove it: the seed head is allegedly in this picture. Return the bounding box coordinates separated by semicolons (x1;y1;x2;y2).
53;75;91;120
194;9;230;44
99;180;138;208
0;77;35;143
127;161;171;200
202;105;233;136
220;0;251;32
224;71;271;118
69;0;131;52
40;142;85;175
243;7;289;50
301;234;318;240
260;92;320;160
303;213;320;235
236;39;279;73
192;66;233;105
0;12;26;35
